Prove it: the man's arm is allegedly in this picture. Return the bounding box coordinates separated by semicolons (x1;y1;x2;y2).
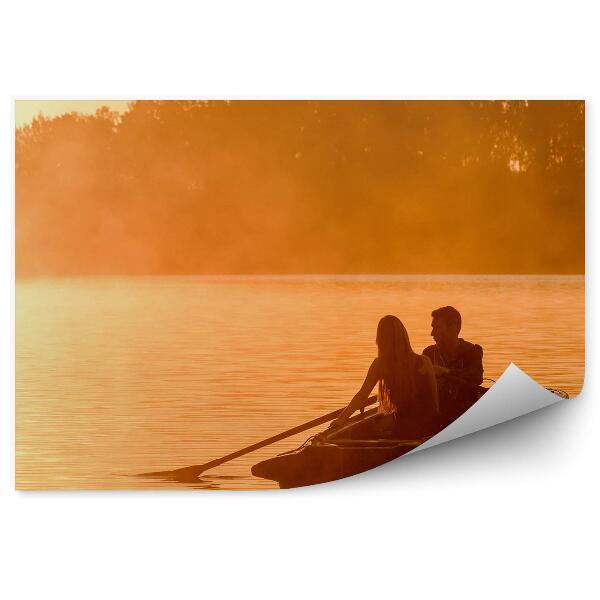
448;344;484;387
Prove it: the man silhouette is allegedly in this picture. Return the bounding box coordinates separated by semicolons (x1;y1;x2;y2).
423;306;484;425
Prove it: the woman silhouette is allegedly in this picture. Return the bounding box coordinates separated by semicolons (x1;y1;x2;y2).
329;315;439;439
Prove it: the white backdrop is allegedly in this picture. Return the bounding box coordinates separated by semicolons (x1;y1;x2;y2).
1;2;597;599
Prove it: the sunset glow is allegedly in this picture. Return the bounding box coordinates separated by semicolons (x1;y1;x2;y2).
15;100;585;490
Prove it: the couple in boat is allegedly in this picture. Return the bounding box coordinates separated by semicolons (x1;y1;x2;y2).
329;306;484;440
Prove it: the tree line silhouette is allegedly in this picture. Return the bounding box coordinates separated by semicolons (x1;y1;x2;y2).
16;100;584;276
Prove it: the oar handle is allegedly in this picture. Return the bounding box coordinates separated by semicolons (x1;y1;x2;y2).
195;395;378;474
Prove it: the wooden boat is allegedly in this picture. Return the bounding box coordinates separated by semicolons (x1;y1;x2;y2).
251;412;427;488
252;385;569;488
251;386;489;488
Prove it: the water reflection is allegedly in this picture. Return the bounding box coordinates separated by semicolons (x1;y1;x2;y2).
16;275;584;489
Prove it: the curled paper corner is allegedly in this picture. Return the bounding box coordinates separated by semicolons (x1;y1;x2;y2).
409;363;564;454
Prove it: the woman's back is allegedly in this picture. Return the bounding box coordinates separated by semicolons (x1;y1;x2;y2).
375;354;439;437
375;354;435;414
330;315;438;438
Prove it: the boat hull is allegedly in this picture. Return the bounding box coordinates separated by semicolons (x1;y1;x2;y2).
251;439;421;488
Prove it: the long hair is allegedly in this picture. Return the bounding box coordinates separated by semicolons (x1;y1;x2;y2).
376;315;418;414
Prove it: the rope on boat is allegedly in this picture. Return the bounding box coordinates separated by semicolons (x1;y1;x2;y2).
276;434;318;457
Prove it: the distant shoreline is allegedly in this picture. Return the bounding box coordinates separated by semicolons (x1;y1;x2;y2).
15;273;586;282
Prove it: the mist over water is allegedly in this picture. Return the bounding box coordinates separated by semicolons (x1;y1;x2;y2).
16;100;585;277
16;275;584;490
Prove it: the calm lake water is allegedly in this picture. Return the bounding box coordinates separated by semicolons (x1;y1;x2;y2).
16;275;585;490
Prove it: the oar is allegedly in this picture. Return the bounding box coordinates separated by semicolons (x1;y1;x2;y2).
142;395;378;482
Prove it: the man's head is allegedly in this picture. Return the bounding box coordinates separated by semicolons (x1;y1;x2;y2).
431;306;461;346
